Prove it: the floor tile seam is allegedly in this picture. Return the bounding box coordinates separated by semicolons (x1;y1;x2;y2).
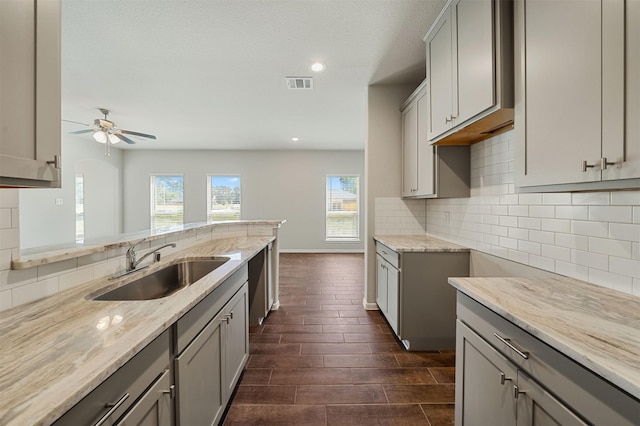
418;404;434;426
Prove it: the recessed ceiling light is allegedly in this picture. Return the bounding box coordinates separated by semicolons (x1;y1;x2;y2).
310;62;326;72
291;137;300;142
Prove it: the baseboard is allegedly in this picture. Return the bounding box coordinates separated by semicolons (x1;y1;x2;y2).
279;249;365;253
362;299;379;310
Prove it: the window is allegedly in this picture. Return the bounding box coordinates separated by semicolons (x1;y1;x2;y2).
207;175;241;221
75;174;84;243
150;175;184;229
326;175;359;241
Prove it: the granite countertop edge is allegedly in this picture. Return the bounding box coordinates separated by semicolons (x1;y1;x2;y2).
373;234;471;252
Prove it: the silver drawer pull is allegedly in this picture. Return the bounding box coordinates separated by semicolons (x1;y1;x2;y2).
94;393;130;426
494;333;529;359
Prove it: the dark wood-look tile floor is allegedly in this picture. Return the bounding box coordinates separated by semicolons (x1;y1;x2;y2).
223;253;455;426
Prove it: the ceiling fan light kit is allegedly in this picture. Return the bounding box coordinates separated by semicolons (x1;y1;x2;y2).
63;108;156;156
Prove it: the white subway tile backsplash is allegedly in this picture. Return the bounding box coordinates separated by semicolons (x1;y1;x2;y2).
508;227;529;240
12;277;58;306
518;240;541;255
555;261;589;282
518;193;542;205
499;237;518;250
499;216;518;227
634;207;640;224
555;233;589;251
541;218;571;233
0;228;19;250
542;193;571;205
518;217;541;230
0;268;37;290
634;243;640;260
588;268;633;293
508;205;528;217
0;209;11;229
571;220;608;238
0;189;19;209
608;223;640;242
572;192;610;206
610;190;640;205
555;206;589;220
529;205;555;218
609;257;640;278
634;278;640;296
528;254;555;271
588;237;632;258
589;206;632;223
529;230;555;245
58;267;94;292
0;289;11;311
571;249;609;271
541;245;571;262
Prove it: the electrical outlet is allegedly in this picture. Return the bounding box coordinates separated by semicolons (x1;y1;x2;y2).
445;212;450;225
55;198;63;205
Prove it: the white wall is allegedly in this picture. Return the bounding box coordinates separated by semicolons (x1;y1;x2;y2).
427;130;640;296
19;138;123;248
122;149;365;251
365;83;418;306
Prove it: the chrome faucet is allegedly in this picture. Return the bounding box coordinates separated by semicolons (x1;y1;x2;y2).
126;242;177;272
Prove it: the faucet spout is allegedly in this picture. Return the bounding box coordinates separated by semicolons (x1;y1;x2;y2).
126;242;177;271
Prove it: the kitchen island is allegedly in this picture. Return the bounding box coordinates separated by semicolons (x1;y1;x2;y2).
0;233;277;426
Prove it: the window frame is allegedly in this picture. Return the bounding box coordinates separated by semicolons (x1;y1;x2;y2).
150;174;185;230
206;174;242;222
325;174;360;242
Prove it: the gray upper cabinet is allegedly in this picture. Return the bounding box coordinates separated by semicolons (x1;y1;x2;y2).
401;81;470;199
0;0;61;188
515;0;640;191
424;0;513;146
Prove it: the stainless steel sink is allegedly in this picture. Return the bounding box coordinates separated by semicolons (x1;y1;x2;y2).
93;257;230;301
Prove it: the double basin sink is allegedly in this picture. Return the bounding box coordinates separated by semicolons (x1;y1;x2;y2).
93;257;230;301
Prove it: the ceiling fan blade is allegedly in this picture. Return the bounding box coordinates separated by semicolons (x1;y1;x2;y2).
120;129;157;140
69;129;95;135
116;133;137;144
62;119;91;126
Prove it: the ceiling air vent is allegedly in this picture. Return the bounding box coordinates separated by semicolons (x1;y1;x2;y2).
285;77;313;90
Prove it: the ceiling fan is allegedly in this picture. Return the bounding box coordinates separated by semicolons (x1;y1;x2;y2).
63;108;156;156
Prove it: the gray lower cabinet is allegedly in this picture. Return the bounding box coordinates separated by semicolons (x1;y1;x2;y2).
54;330;172;426
375;242;469;350
456;292;640;426
56;263;252;426
116;370;173;426
174;266;249;426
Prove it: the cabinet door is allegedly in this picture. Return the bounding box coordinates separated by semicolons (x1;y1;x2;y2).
402;102;418;197
455;321;516;426
175;311;225;426
223;285;249;402
602;0;640;180
416;90;435;196
516;0;602;186
116;370;172;426
427;9;454;140
515;372;587;426
385;263;399;335
0;0;61;187
455;0;494;124
375;255;388;314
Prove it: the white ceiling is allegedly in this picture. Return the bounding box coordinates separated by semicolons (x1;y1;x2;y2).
61;0;446;151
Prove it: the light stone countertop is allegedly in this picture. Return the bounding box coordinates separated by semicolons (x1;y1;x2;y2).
449;276;640;399
373;234;470;252
0;236;274;426
13;220;284;270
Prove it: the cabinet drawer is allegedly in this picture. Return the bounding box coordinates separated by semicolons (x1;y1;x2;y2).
175;265;248;354
54;330;171;426
457;292;639;425
375;242;399;268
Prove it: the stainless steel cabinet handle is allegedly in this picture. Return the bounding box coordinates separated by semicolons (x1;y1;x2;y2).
600;157;616;170
499;372;513;385
581;160;596;172
94;393;130;426
513;385;526;399
163;384;176;399
494;333;529;359
46;155;61;169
